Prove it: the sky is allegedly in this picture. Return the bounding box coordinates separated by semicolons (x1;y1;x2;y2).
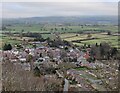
1;0;119;18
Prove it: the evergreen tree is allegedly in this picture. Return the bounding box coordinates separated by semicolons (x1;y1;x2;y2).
7;44;12;50
88;44;91;48
107;31;111;35
61;28;64;30
111;47;118;57
99;44;105;58
95;43;98;47
3;44;7;51
3;43;12;51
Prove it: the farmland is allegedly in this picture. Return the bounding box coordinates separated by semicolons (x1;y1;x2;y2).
4;24;118;33
1;24;119;49
60;33;119;49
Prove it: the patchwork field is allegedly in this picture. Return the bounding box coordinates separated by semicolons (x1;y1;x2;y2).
1;24;119;49
60;33;119;49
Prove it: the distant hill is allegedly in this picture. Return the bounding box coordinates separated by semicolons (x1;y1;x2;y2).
2;16;118;25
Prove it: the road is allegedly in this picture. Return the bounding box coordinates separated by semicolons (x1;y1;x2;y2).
56;70;69;92
63;78;69;92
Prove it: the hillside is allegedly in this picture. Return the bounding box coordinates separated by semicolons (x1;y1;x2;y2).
2;16;118;25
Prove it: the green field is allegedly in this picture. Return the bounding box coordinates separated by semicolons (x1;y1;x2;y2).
2;36;21;44
6;25;118;33
60;33;119;49
1;24;119;49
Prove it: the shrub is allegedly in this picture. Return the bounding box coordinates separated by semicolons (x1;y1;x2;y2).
33;67;40;77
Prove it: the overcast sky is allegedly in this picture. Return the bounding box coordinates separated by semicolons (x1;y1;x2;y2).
1;0;119;18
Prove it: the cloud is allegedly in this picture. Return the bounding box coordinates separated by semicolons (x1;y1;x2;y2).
2;2;118;18
2;0;119;2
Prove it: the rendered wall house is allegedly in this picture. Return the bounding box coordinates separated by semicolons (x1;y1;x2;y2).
32;49;41;59
69;52;77;58
59;45;64;49
44;56;50;62
53;57;60;62
77;56;84;62
3;51;19;61
11;50;19;56
46;48;61;59
51;48;61;58
24;48;30;54
9;52;18;60
3;51;12;59
19;58;26;63
20;51;28;58
68;48;81;59
10;59;18;63
29;48;35;55
9;54;19;63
